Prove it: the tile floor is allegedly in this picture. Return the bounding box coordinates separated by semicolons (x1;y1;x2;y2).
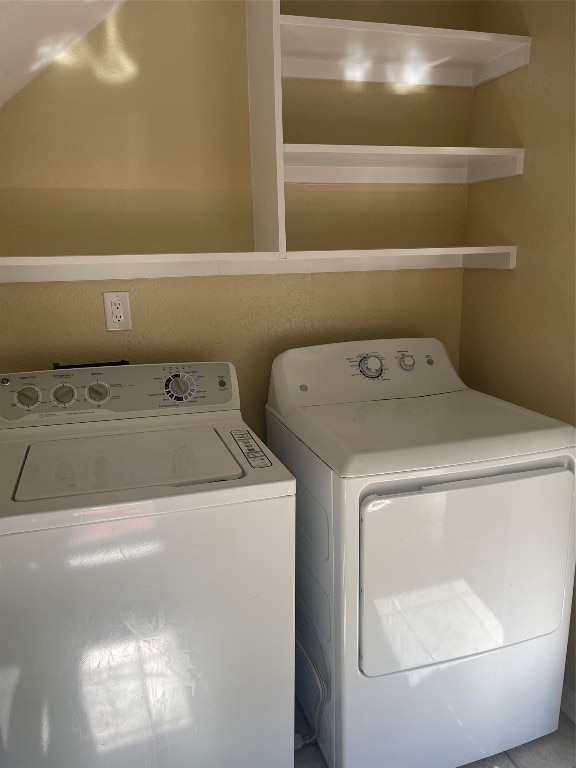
294;707;575;768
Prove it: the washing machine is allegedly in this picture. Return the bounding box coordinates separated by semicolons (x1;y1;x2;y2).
0;361;295;768
266;338;576;768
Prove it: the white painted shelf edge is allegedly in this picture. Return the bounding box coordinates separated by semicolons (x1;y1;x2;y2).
284;145;525;184
0;247;516;282
280;14;531;87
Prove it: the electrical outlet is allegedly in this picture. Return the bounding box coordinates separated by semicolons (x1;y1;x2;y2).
103;292;132;331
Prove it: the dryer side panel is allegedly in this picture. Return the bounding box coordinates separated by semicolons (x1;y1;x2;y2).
266;413;337;766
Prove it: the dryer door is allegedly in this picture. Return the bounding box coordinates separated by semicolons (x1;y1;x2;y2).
359;467;574;677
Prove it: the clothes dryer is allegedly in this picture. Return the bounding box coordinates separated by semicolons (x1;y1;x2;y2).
266;338;575;768
0;362;295;768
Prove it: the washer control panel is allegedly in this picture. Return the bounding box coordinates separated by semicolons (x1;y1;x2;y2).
0;362;238;425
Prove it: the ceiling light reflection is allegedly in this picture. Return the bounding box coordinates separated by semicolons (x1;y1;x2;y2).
336;53;454;89
29;35;79;74
68;540;163;569
342;61;373;82
0;666;21;750
81;631;194;753
41;698;50;755
375;578;504;685
69;514;155;546
56;13;138;85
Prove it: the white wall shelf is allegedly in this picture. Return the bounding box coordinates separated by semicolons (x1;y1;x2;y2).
284;145;525;184
0;247;516;282
280;15;531;87
1;3;526;282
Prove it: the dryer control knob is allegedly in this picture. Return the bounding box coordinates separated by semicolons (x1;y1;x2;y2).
87;382;110;404
359;356;383;379
52;384;76;406
16;386;41;409
399;354;416;371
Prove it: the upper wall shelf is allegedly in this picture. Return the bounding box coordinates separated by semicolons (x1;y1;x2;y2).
0;247;516;282
284;145;525;184
1;3;526;282
280;15;531;87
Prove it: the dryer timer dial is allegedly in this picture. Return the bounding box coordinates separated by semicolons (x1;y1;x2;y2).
359;356;383;379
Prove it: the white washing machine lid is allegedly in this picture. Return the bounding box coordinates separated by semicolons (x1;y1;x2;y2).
16;426;242;501
270;389;576;477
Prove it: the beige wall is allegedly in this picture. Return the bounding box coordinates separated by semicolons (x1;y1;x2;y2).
0;1;254;255
0;272;462;436
281;0;475;28
0;0;467;436
461;1;576;690
0;0;469;434
282;79;473;147
286;184;468;251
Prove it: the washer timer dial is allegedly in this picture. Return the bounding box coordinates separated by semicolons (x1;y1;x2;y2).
358;355;383;379
87;382;110;404
164;373;196;402
52;384;76;407
15;385;41;409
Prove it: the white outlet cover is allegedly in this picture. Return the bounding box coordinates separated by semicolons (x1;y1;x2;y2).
103;291;132;331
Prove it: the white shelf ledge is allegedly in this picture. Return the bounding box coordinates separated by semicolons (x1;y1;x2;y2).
284;247;516;272
280;15;531;87
284;144;524;184
0;253;278;283
0;247;516;282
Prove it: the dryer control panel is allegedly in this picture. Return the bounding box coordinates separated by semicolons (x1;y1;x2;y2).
268;338;467;416
0;362;240;426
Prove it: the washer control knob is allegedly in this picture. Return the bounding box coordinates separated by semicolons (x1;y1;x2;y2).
87;382;110;404
399;354;416;371
52;384;76;406
164;373;196;401
16;386;41;409
170;376;190;396
359;355;383;379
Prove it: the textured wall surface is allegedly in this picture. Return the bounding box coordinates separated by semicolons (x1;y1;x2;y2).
460;1;576;691
0;272;463;436
0;1;254;255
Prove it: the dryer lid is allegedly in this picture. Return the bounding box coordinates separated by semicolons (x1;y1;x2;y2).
273;389;575;477
15;426;242;501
